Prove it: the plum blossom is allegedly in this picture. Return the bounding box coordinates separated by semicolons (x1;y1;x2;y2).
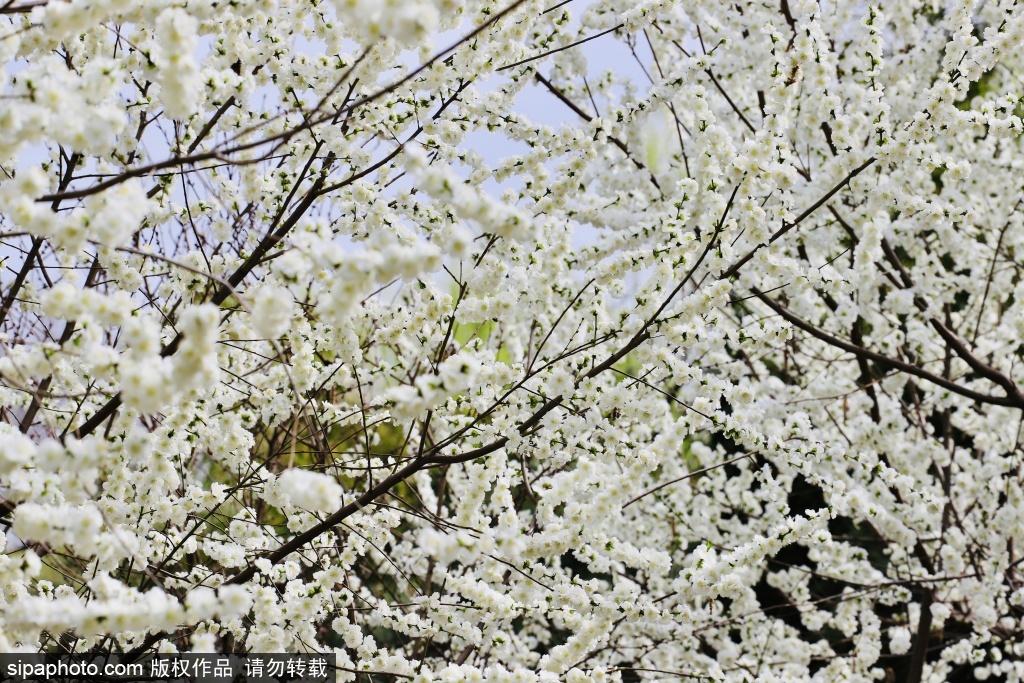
0;0;1021;679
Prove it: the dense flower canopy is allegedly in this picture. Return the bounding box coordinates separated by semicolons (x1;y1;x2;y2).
1;0;1024;680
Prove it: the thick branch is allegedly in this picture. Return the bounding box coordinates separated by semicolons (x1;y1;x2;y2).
752;287;1022;408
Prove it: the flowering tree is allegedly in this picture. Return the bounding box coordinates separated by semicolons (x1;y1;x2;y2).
1;0;1024;680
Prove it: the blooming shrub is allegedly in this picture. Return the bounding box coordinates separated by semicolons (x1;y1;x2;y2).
1;0;1023;681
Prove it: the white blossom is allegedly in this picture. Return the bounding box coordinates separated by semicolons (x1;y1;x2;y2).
272;469;344;513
